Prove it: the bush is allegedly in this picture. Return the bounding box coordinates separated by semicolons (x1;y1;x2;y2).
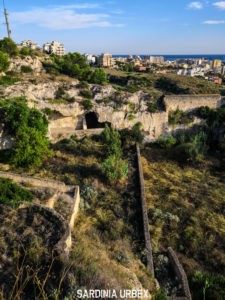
20;47;31;56
120;122;144;145
148;102;158;113
102;125;122;157
158;136;177;149
0;51;10;72
82;99;93;110
169;108;193;125
89;68;107;84
197;106;212;119
21;65;33;73
0;76;19;85
0;178;34;208
42;108;54;117
174;131;208;162
55;86;65;99
190;271;225;300
11;126;52;168
42;61;60;75
0;38;18;57
0;99;52;168
103;155;128;183
128;114;136;121
77;81;89;89
79;89;93;99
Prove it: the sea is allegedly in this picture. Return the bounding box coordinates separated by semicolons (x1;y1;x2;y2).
112;54;225;62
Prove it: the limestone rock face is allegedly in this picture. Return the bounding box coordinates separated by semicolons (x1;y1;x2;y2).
1;77;224;144
9;56;44;74
93;84;116;101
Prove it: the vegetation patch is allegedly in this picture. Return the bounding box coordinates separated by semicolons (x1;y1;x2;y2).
21;65;33;73
169;108;194;125
0;178;33;208
0;98;52;168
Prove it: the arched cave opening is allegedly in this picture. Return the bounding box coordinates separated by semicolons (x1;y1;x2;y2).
85;112;110;129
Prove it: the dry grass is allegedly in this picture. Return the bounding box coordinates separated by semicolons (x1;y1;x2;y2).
141;146;225;275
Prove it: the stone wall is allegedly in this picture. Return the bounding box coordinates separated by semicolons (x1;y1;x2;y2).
168;247;192;300
164;94;222;112
136;144;154;275
0;171;81;254
0;171;73;193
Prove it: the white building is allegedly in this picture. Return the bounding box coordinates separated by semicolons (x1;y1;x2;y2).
176;67;206;77
43;41;65;56
20;40;40;50
84;53;96;64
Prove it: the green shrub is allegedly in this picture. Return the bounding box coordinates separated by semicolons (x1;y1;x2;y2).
174;131;208;162
197;106;212;119
153;290;168;300
0;76;20;85
190;271;225;300
82;99;93;110
42;61;60;75
169;108;193;125
42;108;54;116
102;125;122;157
127;84;139;93
128;114;136;121
148;102;158;113
79;89;93;99
0;38;18;57
77;81;89;89
89;68;107;84
0;51;10;72
55;86;66;99
20;47;31;56
120;122;144;145
0;178;34;208
21;65;33;73
0;99;52;168
103;155;128;183
158;136;177;149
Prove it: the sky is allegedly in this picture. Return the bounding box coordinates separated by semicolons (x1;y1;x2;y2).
0;0;225;54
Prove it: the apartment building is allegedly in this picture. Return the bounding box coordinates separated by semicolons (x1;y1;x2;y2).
43;41;65;56
98;53;113;67
20;40;40;50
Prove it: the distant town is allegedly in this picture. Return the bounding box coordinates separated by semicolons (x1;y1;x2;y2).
19;39;225;85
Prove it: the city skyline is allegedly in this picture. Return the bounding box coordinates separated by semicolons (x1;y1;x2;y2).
1;0;225;54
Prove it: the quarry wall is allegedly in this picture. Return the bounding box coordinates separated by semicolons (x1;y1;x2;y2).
164;94;222;112
46;94;223;142
1;92;224;145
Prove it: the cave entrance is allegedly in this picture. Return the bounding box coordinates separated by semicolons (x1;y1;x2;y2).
85;112;109;129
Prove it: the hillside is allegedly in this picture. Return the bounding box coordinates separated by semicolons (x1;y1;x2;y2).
0;41;225;299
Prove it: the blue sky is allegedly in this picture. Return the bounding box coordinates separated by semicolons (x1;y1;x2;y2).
1;0;225;54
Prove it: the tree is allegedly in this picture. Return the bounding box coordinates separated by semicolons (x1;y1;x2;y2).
89;68;107;84
0;99;52;169
103;155;128;183
102;125;122;157
102;125;128;183
11;126;52;168
0;51;10;72
0;38;18;57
